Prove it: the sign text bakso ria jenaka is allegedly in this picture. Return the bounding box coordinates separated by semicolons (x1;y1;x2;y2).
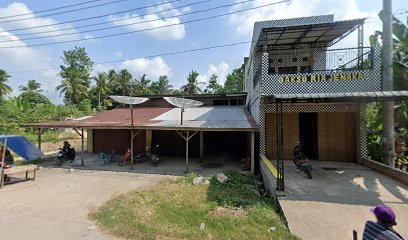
279;72;365;83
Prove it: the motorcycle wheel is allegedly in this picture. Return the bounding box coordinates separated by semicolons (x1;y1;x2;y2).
305;169;312;179
56;158;64;166
118;160;126;166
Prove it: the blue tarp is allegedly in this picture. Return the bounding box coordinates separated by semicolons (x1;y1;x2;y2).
0;135;45;161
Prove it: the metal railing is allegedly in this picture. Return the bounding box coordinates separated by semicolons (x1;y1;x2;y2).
264;46;373;75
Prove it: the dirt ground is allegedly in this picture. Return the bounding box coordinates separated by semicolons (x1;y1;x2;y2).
0;168;171;240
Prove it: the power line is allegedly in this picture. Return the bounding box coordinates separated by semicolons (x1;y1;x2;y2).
8;40;254;74
0;0;183;33
0;0;258;43
0;0;132;23
0;0;290;49
0;0;103;19
0;0;215;40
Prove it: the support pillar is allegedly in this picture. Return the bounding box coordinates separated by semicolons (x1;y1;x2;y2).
81;129;84;166
131;129;134;170
199;131;204;158
130;130;143;170
37;128;42;151
146;130;152;151
176;130;198;173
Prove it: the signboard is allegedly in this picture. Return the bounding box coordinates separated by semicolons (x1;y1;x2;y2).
279;72;365;83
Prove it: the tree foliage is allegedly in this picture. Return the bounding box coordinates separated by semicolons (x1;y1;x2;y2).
57;46;94;104
182;70;203;94
224;64;244;93
0;69;12;99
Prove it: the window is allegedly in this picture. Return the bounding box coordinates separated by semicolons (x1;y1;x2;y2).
278;58;283;63
302;56;308;62
292;57;298;62
300;66;312;73
278;66;298;74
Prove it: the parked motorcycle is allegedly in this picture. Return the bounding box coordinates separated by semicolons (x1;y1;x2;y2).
56;141;76;166
293;142;313;179
118;145;159;167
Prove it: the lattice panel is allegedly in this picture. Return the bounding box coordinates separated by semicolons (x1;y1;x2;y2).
264;103;359;113
260;44;382;95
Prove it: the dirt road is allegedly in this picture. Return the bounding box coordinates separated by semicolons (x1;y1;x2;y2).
0;168;170;240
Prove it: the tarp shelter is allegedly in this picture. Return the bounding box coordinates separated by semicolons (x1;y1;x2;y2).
0;135;45;161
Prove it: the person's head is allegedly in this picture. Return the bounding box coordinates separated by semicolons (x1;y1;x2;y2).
371;205;397;226
63;141;69;145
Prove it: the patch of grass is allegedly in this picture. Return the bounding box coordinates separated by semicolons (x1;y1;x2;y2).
91;172;298;240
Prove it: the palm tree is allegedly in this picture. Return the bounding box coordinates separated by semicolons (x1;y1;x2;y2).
182;70;202;95
134;74;152;95
116;69;133;96
93;72;111;109
151;75;173;95
0;69;12;99
56;69;89;104
19;79;42;102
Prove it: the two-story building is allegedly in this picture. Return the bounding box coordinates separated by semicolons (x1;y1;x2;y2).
245;15;385;188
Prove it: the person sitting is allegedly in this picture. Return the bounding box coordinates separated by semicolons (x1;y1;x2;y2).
1;149;14;182
62;141;71;152
362;205;404;240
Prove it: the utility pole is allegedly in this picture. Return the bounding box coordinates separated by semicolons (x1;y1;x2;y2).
382;0;395;167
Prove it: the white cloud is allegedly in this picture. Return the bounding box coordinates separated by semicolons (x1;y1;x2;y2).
197;62;230;84
228;0;381;47
121;57;172;79
0;2;80;42
108;2;187;40
0;27;61;103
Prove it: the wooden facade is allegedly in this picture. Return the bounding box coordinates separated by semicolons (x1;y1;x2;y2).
265;112;356;161
93;129;146;154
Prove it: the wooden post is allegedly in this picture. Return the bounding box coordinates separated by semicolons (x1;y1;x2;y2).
131;129;134;170
251;131;255;174
37;128;42;150
186;131;189;173
81;129;84;166
1;138;8;188
199;131;204;158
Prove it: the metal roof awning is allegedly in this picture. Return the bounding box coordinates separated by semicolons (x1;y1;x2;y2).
23;106;258;131
257;18;365;49
265;91;408;103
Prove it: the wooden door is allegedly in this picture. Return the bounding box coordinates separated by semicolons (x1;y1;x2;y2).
318;112;356;161
265;113;299;160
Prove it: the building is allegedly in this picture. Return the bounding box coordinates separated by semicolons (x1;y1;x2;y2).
245;15;382;163
26;94;258;172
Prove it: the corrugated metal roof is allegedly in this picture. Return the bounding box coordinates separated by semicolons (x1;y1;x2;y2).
269;91;408;102
24;106;258;131
257;18;365;48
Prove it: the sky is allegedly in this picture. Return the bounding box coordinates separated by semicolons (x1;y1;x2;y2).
0;0;407;104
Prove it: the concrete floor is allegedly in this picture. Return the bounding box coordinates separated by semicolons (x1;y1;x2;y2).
277;161;408;240
0;168;171;240
41;153;242;176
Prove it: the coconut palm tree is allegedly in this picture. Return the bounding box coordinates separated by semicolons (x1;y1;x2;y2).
56;69;89;104
0;69;12;99
134;74;152;95
151;75;173;95
182;70;202;95
19;79;42;93
93;72;111;110
116;69;133;96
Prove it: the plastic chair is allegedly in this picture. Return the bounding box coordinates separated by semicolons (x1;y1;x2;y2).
99;153;110;165
107;150;116;162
